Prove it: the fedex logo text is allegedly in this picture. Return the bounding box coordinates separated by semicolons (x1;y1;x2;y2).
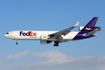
86;28;93;30
43;36;47;38
20;31;37;36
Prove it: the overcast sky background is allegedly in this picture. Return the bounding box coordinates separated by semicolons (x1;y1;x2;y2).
0;0;105;70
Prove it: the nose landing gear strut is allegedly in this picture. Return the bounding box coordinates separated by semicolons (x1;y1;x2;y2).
16;40;18;45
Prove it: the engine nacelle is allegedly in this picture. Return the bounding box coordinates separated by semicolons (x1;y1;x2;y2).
40;34;51;44
40;40;51;44
79;26;84;31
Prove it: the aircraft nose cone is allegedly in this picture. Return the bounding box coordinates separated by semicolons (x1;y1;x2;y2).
4;34;8;38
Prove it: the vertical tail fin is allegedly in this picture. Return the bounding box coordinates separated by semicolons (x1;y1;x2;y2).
84;17;98;28
81;17;100;32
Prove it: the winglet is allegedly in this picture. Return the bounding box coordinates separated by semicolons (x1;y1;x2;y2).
74;22;79;27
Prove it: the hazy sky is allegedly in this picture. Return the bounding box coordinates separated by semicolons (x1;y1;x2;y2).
0;0;105;70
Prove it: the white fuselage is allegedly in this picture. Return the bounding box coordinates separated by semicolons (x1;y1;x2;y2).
4;31;79;41
4;17;100;46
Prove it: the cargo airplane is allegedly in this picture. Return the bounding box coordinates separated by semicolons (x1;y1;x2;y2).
4;17;101;46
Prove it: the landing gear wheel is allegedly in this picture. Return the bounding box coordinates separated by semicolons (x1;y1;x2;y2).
16;40;18;45
54;43;59;47
54;41;59;47
16;42;18;45
54;44;56;47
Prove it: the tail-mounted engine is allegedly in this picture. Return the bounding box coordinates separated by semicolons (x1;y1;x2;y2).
79;26;84;31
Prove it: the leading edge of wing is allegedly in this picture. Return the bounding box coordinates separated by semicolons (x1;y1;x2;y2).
49;22;79;37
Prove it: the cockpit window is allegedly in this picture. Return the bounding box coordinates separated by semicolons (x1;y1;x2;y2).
6;32;9;34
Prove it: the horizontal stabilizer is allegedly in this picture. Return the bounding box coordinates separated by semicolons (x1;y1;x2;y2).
85;29;99;36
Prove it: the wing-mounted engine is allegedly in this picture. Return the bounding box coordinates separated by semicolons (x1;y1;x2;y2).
40;34;51;44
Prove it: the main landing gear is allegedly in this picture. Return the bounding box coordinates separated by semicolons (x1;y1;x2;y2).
54;41;59;47
16;40;18;45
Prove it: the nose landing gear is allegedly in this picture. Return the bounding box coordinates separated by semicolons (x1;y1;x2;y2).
16;42;18;45
16;40;18;45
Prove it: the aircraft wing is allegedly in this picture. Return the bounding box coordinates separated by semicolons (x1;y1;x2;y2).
49;22;79;39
